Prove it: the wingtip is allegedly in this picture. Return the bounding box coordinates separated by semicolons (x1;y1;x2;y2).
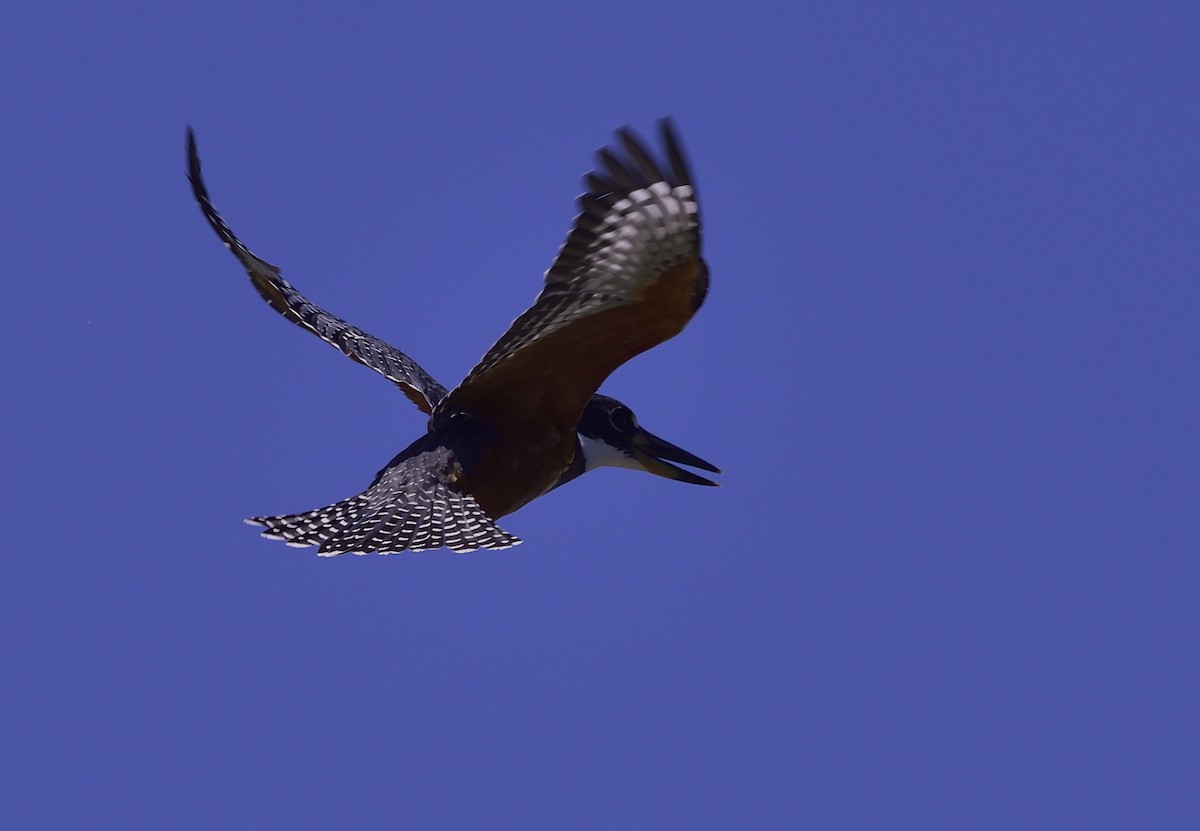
185;127;205;193
657;117;693;187
586;118;690;197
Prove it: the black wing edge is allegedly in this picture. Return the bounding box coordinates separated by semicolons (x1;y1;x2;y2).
185;127;448;414
587;117;695;200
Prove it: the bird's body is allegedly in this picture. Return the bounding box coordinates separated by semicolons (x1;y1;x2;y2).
188;121;718;554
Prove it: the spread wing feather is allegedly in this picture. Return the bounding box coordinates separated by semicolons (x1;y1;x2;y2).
247;444;521;554
436;119;706;434
187;130;448;414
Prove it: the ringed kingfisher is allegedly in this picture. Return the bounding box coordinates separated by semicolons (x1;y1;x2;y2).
187;120;719;554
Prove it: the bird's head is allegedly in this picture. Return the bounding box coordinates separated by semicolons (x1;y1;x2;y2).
576;395;721;486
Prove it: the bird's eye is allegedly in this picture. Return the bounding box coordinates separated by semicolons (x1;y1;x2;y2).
608;406;636;433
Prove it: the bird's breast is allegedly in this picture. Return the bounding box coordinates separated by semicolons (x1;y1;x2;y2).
460;423;577;519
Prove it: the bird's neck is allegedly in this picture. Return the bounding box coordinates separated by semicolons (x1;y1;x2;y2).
549;437;588;492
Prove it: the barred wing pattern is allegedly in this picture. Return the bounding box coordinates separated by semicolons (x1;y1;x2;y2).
187;130;448;414
437;119;706;432
247;445;521;555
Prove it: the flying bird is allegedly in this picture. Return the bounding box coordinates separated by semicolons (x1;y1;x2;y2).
187;121;718;554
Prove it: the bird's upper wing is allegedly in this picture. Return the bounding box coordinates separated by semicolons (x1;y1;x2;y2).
435;119;706;438
187;130;448;414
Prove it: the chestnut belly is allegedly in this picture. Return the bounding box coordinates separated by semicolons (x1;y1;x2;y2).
463;430;578;519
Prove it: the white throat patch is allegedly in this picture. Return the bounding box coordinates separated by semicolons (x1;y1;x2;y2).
578;433;644;473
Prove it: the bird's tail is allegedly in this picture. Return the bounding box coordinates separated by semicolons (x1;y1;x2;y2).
246;447;522;555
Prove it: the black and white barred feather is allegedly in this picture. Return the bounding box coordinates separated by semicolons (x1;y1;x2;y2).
247;445;520;555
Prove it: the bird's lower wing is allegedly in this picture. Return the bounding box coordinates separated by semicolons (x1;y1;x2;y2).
247;445;521;554
437;119;706;436
187;130;448;414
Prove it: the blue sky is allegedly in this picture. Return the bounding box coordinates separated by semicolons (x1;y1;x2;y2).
4;1;1197;828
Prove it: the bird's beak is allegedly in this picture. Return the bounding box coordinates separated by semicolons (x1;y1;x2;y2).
630;428;721;486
